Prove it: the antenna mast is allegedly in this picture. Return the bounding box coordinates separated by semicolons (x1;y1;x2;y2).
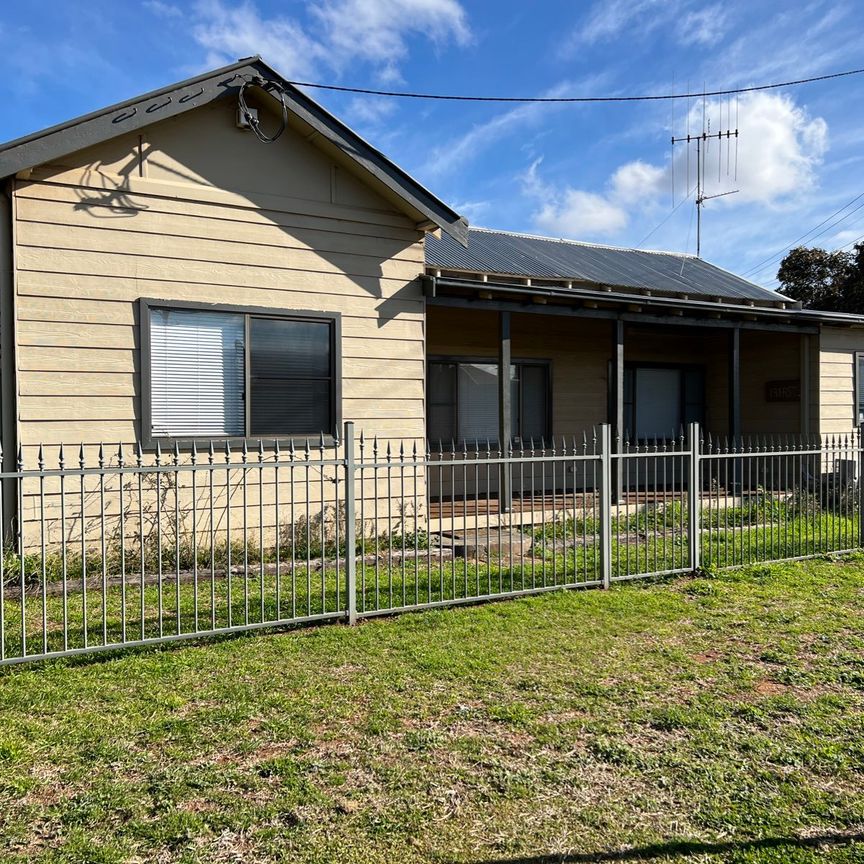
671;95;739;257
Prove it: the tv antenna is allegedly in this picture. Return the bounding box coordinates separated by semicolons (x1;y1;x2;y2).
671;92;740;257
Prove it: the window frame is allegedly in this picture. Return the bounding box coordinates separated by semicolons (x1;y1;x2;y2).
622;360;706;442
139;298;341;449
426;354;553;448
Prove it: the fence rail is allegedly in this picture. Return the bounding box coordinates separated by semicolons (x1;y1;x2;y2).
1;423;861;666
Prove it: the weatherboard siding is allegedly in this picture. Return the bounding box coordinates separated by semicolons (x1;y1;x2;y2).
11;100;428;463
818;327;862;435
10;99;430;542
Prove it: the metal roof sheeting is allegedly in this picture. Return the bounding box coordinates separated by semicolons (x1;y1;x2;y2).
425;228;786;304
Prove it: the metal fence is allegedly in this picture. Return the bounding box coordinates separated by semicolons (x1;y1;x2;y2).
1;423;861;666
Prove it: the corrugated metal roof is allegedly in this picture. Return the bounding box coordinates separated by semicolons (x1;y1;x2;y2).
425;227;786;304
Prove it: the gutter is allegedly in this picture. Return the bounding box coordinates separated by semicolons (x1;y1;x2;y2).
423;274;864;327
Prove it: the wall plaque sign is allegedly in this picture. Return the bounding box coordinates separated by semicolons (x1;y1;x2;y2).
765;380;801;402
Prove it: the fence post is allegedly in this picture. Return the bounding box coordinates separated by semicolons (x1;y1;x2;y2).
599;423;612;589
344;421;357;625
688;421;701;573
858;423;864;550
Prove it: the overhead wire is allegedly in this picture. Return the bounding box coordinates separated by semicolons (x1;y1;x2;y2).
740;192;864;277
835;232;864;251
284;66;864;104
637;186;696;249
236;65;864;263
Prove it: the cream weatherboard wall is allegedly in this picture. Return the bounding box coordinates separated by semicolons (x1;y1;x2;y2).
10;99;427;457
819;326;864;435
9;99;431;543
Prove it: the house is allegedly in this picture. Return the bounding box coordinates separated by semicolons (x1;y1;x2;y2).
0;56;863;533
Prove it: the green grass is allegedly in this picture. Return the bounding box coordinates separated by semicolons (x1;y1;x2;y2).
2;559;864;862
2;511;861;661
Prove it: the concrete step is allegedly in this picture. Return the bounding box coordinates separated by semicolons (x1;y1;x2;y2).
436;529;531;558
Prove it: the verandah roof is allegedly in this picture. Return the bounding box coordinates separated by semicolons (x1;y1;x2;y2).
426;227;786;306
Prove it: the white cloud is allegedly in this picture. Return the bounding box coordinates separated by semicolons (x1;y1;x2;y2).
571;0;666;45
190;0;469;82
312;0;470;74
521;92;827;242
683;92;828;204
143;0;182;19
560;0;729;54
421;73;612;179
535;189;629;238
343;95;398;127
521;158;629;239
718;4;857;91
610;160;666;202
675;5;727;45
423;99;550;178
192;1;330;79
449;199;493;223
831;229;864;247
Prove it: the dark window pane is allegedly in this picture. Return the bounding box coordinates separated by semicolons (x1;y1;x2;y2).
510;366;521;440
623;367;635;439
520;365;547;443
683;367;705;425
429;363;456;406
250;318;331;379
428;405;455;445
859;355;864;424
635;368;681;439
248;317;334;436
428;362;456;443
250;379;331;436
427;360;551;446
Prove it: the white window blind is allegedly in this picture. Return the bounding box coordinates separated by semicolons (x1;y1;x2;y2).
428;360;545;445
457;363;499;443
150;308;245;437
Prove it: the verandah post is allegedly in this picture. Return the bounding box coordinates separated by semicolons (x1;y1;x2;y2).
688;421;702;572
344;421;357;625
599;423;612;589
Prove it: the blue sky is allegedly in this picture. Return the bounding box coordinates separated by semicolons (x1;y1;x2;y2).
1;1;863;287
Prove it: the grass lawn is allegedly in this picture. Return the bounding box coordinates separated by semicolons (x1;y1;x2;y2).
2;559;864;862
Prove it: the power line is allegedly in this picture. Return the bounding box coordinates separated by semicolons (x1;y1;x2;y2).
740;192;864;278
766;231;864;292
750;197;864;275
286;66;864;104
836;232;864;251
637;186;695;249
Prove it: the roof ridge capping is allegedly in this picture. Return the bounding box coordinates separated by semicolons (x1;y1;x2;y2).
0;55;468;245
469;225;697;258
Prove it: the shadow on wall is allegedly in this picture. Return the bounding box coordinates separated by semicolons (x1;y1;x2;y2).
52;89;425;449
65;87;422;326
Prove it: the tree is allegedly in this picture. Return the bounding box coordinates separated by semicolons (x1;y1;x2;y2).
777;243;864;312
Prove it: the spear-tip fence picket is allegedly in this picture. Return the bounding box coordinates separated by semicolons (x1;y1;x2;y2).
0;422;861;665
